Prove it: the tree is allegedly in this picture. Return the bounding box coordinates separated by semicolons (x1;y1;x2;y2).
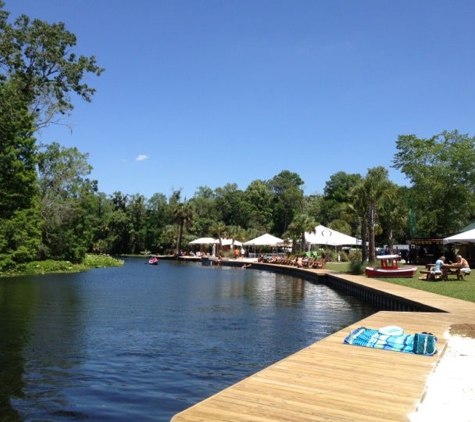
377;185;409;252
361;167;393;262
214;183;251;228
172;196;194;255
209;221;227;254
127;194;147;254
321;172;361;225
348;181;369;261
393;130;475;237
244;180;274;232
0;2;103;266
144;193;169;253
268;170;304;235
188;186;218;238
0;2;104;128
107;192;132;254
285;213;317;253
36;142;97;262
0;80;41;267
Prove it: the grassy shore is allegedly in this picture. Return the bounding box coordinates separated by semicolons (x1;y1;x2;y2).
0;254;124;278
326;262;475;304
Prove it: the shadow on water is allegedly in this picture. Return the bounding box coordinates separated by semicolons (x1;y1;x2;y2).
0;259;378;421
0;277;35;421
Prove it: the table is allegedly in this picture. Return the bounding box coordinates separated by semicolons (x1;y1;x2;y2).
423;263;463;280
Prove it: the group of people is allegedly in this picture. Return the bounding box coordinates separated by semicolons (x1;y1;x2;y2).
431;254;471;280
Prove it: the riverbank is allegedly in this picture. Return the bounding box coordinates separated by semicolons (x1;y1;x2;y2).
0;254;124;278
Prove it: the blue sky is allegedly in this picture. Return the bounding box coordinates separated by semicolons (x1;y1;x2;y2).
6;0;475;200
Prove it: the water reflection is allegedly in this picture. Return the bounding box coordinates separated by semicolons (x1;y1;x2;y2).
0;259;377;421
0;277;36;420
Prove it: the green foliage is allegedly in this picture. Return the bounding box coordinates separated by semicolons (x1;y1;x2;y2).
269;171;305;235
347;249;365;274
0;2;104;126
321;172;362;225
348;261;365;275
0;81;42;266
36;142;96;262
393;130;475;237
0;80;38;218
0;254;123;277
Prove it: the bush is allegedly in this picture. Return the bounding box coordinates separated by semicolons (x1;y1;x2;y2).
349;249;362;262
0;254;124;277
349;260;366;275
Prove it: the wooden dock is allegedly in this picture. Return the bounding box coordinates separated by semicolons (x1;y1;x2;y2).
171;269;475;421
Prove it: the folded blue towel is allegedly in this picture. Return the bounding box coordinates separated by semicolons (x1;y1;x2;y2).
344;326;415;354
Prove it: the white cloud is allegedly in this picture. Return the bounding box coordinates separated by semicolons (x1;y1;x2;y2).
136;154;148;162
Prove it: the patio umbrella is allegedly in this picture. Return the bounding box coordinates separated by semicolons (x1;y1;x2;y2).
189;237;217;245
216;238;243;247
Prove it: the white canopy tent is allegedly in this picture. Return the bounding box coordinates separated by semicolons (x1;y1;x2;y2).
243;233;284;246
215;238;243;247
305;225;361;247
443;228;475;245
189;237;217;245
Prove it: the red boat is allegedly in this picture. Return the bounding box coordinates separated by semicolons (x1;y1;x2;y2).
148;256;159;265
365;254;417;278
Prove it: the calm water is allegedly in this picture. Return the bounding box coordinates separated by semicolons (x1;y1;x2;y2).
0;258;377;421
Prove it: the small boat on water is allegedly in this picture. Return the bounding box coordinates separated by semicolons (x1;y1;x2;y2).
148;256;159;265
365;254;417;278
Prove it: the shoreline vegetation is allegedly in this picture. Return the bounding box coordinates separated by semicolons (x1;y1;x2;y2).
0;254;124;278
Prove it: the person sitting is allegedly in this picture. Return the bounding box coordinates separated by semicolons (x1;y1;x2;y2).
430;256;446;280
450;254;471;279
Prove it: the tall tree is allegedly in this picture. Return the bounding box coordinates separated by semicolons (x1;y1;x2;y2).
361;167;393;262
378;185;409;252
144;193;169;253
36;142;97;262
0;2;104;128
269;170;304;235
0;80;41;267
348;181;369;261
393;130;475;237
244;180;274;232
172;197;194;255
321;172;361;225
0;2;103;266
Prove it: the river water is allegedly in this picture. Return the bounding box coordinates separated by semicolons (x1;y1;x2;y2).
0;258;377;421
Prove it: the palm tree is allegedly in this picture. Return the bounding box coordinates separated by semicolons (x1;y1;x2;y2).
378;185;407;253
361;167;392;262
172;201;194;255
286;213;317;253
209;221;227;254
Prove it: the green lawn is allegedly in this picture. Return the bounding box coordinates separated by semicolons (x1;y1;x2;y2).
326;262;475;303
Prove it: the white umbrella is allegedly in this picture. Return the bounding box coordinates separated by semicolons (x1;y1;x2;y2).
243;233;284;246
189;237;217;245
216;238;243;246
443;228;475;244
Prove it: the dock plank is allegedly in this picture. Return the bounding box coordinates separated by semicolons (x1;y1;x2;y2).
172;269;475;421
